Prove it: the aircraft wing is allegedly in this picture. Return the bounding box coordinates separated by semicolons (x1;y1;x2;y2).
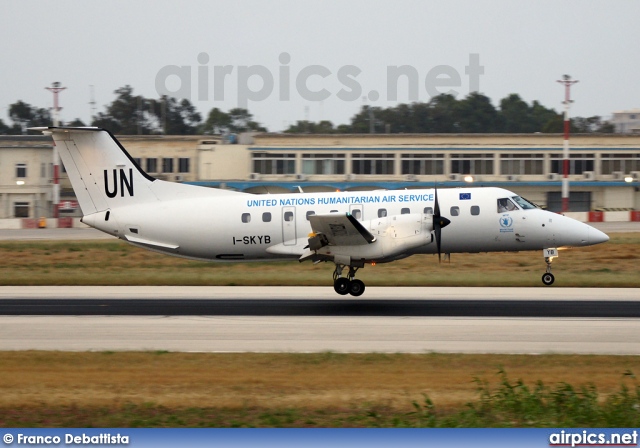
308;213;376;246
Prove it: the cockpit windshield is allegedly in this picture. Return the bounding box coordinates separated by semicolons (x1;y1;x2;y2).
497;198;518;213
511;196;537;210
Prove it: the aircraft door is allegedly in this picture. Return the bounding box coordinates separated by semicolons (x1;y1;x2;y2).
282;206;297;246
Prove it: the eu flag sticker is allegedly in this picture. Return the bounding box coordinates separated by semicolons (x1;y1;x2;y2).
459;192;471;200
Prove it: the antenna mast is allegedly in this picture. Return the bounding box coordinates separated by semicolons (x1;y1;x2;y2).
45;81;67;218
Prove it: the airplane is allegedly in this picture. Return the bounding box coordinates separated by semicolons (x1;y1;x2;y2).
34;127;610;296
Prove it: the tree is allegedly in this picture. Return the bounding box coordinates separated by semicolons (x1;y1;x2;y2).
348;106;385;133
227;108;266;133
147;96;202;134
541;114;565;133
454;92;499;133
284;120;335;133
0;118;10;134
201;107;231;134
427;94;459;133
598;121;615;133
572;116;614;133
66;118;86;127
526;101;559;133
8;100;52;132
499;94;535;133
91;85;150;134
91;86;205;135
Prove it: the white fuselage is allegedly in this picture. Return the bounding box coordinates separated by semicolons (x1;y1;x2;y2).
83;185;604;263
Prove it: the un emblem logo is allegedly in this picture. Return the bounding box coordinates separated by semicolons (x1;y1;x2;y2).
499;215;513;228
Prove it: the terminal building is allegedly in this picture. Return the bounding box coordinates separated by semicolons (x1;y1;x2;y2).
1;132;639;221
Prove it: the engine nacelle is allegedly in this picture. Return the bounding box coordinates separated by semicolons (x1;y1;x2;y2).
311;213;433;264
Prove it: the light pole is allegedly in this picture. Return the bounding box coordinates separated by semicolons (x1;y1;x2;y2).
45;81;67;218
557;75;578;213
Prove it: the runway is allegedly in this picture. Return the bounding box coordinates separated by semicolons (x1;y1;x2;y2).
1;287;639;354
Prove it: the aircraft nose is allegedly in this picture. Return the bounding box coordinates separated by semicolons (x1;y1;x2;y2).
588;226;609;245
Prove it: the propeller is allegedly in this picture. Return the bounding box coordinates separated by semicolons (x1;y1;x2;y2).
433;184;451;263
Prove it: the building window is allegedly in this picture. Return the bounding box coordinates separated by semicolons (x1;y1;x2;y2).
146;158;158;173
16;163;27;178
401;153;444;175
302;154;345;175
241;213;251;223
601;153;640;174
500;154;544;175
546;191;592;213
252;153;296;175
450;154;494;175
178;158;190;173
550;153;595;175
162;158;174;173
14;202;29;218
351;153;395;175
132;158;142;167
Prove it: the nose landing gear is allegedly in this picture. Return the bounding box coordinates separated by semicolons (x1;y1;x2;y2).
333;263;365;296
541;249;557;285
542;259;555;285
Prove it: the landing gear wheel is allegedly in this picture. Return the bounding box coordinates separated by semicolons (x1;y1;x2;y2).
541;273;555;286
348;279;365;297
334;277;351;295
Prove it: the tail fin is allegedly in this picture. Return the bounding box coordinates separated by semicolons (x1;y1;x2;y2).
35;127;158;215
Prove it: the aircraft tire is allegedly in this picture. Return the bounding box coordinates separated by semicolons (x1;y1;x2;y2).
349;279;365;297
334;277;351;295
541;273;555;286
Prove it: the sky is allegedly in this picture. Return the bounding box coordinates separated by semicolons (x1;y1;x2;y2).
1;0;638;132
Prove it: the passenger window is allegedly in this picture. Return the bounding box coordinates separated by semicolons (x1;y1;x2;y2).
352;209;362;220
470;206;480;216
423;207;433;215
241;213;251;223
378;208;387;218
284;211;294;222
401;208;410;215
330;209;338;213
450;206;460;216
497;198;518;213
306;211;315;220
262;212;271;222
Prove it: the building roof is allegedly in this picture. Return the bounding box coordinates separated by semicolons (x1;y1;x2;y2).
253;133;640;147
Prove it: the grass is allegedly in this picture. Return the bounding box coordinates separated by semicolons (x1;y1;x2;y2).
1;352;639;427
0;233;639;286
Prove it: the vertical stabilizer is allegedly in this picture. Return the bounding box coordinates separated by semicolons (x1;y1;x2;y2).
37;127;158;215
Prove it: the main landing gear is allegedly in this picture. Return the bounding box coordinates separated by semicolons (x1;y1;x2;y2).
333;264;365;296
